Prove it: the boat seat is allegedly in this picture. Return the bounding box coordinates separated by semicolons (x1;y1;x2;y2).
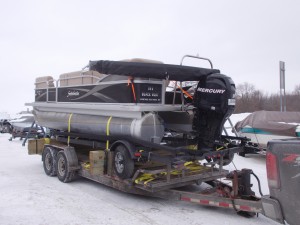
59;70;105;87
35;76;55;89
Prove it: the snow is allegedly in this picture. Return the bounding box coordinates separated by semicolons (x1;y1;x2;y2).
0;113;278;225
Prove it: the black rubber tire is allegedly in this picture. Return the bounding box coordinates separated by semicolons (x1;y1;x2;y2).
43;147;57;176
239;151;246;157
113;144;134;179
56;151;75;183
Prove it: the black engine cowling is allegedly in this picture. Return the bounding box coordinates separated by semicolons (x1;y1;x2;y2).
193;74;235;150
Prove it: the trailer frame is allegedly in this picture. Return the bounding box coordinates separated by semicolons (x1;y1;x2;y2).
27;132;285;224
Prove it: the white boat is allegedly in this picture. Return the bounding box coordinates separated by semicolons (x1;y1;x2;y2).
9;111;35;132
0;112;11;133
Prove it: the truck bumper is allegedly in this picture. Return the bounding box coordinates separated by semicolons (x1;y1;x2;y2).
261;195;284;224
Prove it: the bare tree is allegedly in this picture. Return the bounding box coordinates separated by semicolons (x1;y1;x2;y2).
235;82;300;113
265;93;280;111
235;82;262;113
293;84;300;96
236;82;256;99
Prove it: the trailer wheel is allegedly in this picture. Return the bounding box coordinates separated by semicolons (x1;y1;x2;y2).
113;144;134;179
43;147;57;176
56;151;75;183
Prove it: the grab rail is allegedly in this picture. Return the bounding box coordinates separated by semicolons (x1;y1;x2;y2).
180;55;214;69
173;55;214;107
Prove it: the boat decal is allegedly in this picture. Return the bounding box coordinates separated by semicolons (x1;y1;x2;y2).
35;89;47;101
69;87;117;103
196;88;226;94
58;84;123;103
67;91;80;97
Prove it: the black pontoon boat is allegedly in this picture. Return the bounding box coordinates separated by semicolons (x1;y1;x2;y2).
26;56;236;155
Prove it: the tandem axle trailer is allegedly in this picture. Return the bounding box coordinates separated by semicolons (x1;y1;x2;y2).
27;133;284;224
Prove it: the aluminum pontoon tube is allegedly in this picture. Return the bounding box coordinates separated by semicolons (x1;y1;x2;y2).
33;110;165;143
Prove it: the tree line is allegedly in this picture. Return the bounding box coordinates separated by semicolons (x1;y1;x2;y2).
234;82;300;113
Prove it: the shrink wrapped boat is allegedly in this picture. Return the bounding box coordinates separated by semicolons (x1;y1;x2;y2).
235;111;300;150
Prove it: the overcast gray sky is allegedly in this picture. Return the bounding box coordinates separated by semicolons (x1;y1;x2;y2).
0;0;299;114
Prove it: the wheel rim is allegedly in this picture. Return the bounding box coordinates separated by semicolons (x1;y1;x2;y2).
45;153;52;171
115;152;124;174
58;156;66;177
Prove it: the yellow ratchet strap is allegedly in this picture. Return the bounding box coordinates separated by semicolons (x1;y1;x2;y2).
82;162;90;170
217;142;229;151
134;173;155;185
67;113;73;146
184;161;206;172
106;116;112;150
44;138;50;144
134;161;207;185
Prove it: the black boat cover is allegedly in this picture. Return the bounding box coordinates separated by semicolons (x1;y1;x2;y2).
89;60;220;81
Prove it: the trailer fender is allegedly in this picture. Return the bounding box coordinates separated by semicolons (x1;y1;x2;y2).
110;140;136;159
62;146;80;171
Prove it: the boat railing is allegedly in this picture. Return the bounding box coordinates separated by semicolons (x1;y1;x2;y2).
35;74;167;104
34;77;55;89
35;74;104;102
57;74;104;86
56;74;105;102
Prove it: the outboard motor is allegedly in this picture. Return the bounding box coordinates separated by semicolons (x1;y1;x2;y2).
192;74;236;151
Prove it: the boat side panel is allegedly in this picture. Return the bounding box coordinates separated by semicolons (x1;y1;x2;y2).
35;82;163;104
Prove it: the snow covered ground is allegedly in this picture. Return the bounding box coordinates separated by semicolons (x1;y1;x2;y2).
0;113;278;225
